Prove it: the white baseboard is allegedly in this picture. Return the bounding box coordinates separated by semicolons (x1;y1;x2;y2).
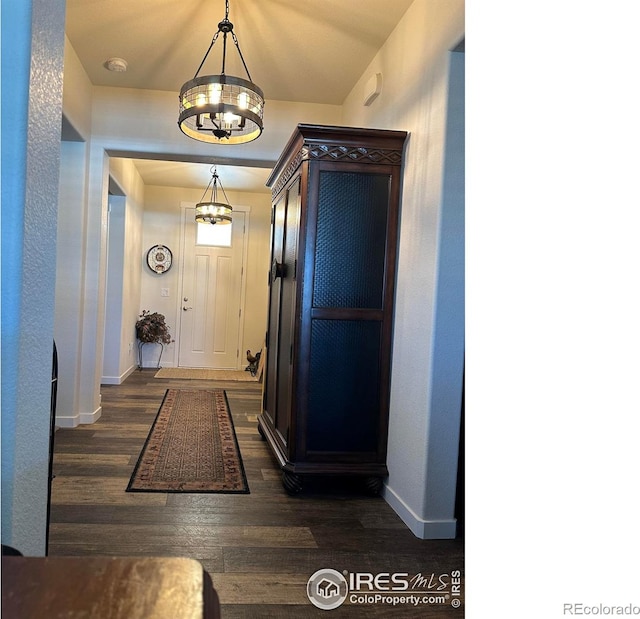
382;483;457;539
55;406;102;428
101;364;137;385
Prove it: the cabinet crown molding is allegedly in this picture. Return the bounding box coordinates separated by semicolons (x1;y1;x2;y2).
268;124;407;198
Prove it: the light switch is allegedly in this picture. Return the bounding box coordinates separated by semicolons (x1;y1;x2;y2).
161;288;169;297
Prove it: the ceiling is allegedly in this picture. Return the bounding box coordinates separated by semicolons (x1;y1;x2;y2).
65;0;415;193
128;160;273;195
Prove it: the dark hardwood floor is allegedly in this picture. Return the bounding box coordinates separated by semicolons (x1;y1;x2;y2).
49;370;464;617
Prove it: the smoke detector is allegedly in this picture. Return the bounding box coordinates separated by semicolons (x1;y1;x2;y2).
104;57;128;72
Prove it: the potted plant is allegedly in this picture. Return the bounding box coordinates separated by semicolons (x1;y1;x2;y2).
136;310;173;344
136;310;174;368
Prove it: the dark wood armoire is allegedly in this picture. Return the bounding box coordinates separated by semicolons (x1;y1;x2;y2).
258;124;407;494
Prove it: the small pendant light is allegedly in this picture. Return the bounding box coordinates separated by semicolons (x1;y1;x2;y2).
195;166;233;225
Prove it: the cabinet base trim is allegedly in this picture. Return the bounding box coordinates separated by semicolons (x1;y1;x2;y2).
258;413;389;477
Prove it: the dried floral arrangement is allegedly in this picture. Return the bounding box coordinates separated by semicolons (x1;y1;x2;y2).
135;310;174;344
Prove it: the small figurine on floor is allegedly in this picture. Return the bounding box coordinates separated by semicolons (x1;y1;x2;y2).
245;349;261;376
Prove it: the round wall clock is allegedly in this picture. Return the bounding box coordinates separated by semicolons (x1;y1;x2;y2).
146;245;173;273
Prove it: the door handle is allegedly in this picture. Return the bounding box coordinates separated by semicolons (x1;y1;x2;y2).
183;306;193;311
271;259;285;281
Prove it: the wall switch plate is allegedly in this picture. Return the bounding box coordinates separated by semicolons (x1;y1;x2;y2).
161;288;169;297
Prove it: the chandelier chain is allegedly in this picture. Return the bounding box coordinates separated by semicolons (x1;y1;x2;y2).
194;30;220;79
231;31;253;81
192;0;251;81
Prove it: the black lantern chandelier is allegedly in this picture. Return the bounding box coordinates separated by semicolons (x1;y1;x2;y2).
178;0;264;145
195;166;233;225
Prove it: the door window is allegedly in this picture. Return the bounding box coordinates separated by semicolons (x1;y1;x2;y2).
196;222;232;247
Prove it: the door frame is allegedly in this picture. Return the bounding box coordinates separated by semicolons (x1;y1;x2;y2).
172;201;251;369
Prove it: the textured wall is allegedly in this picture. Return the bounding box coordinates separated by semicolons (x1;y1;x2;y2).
0;0;31;551
1;0;67;555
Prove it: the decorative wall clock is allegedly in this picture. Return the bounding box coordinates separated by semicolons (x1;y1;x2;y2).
146;245;173;273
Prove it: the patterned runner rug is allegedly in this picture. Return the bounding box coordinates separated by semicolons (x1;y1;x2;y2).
154;368;257;381
127;389;249;493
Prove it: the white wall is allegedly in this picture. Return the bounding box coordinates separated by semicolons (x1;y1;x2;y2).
55;36;99;428
102;195;127;381
62;35;93;139
425;49;465;528
138;185;272;368
1;0;66;556
90;86;343;163
102;158;145;383
55;141;89;424
341;0;465;538
121;182;144;374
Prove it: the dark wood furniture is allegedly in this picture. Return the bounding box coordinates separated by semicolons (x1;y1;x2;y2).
258;124;407;494
1;556;221;618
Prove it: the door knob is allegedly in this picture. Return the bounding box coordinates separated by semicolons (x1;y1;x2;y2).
183;306;192;311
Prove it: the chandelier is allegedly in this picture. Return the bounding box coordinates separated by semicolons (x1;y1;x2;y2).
195;166;233;225
178;0;264;144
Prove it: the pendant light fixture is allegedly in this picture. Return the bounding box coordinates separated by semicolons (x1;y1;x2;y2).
195;166;233;225
178;0;264;145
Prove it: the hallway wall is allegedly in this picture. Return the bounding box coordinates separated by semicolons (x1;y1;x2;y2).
341;0;465;538
100;158;145;385
138;184;272;370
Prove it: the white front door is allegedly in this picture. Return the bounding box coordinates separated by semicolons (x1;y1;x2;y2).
178;207;247;369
